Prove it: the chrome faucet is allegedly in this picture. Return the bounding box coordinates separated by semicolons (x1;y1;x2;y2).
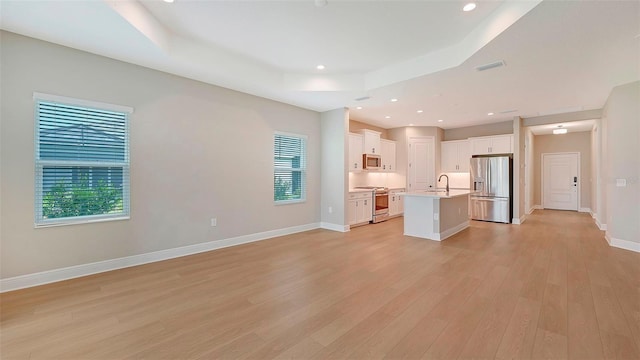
438;174;449;193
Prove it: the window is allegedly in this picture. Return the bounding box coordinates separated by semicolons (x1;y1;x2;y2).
34;93;132;226
274;132;306;204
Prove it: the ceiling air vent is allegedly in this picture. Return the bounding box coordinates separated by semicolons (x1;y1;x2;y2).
355;96;371;101
475;60;506;72
499;109;518;114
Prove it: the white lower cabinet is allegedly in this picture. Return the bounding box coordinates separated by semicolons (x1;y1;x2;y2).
348;191;373;226
389;188;405;217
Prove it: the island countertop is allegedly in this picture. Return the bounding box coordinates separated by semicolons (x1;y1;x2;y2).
398;189;475;199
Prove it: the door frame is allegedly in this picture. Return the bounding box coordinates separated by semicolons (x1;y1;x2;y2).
541;152;580;211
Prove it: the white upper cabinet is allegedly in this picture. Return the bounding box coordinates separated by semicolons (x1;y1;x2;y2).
469;134;513;155
380;139;396;172
358;129;381;155
348;132;363;172
441;140;470;172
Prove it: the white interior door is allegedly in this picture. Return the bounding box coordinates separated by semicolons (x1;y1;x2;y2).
543;153;579;211
408;137;435;191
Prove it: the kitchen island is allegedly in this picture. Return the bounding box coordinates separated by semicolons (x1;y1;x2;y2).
399;190;474;241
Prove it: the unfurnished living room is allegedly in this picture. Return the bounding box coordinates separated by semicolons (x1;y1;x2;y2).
1;1;639;359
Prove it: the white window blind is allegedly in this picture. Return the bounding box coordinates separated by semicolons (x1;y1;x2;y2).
274;132;306;204
35;96;131;226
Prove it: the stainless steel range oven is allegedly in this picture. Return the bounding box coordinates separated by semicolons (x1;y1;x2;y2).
354;186;389;223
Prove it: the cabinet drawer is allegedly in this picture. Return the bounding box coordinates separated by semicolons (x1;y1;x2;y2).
349;191;373;200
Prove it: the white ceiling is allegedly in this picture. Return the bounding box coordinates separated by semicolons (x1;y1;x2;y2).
1;0;639;130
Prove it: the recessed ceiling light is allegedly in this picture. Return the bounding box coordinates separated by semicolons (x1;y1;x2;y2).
390;98;398;102
463;3;476;12
409;123;414;126
487;112;494;116
437;119;444;122
417;110;423;113
385;116;391;119
163;0;174;3
356;106;362;110
316;64;325;70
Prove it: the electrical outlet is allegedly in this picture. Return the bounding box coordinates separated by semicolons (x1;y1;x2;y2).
458;207;461;215
210;218;217;227
328;206;333;214
616;178;627;187
433;213;439;221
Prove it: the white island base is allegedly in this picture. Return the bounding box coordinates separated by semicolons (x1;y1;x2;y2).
401;190;472;241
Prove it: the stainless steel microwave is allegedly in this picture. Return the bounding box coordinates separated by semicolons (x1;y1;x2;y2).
362;154;381;170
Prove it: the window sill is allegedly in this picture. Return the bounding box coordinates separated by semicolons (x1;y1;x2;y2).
274;199;306;206
35;215;130;228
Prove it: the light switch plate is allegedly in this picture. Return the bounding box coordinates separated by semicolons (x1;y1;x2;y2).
616;178;627;187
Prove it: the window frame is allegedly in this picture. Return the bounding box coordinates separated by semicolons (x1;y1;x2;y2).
273;131;307;205
33;93;133;227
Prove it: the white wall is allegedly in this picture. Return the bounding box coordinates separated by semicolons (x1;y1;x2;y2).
320;108;349;230
602;81;640;247
513;117;525;223
0;31;322;279
591;120;603;227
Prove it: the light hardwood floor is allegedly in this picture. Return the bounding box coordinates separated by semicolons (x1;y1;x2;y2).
1;210;639;359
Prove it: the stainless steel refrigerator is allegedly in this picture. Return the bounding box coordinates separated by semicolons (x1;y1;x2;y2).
470;155;513;223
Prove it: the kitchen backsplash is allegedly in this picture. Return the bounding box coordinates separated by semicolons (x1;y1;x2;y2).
349;171;406;189
442;172;471;189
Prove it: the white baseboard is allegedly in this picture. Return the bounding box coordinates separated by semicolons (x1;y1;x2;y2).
512;214;527;225
579;207;591;213
439;221;470;241
533;205;543;210
320;222;349;232
403;221;469;242
595;217;607;231
1;222;321;293
605;234;640;253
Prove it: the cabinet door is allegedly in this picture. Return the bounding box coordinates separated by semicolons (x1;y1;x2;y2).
361;198;373;222
381;139;396;172
361;130;381;154
348;199;357;225
441;141;458;172
470;138;491;155
457;141;470;172
398;194;404;214
389;192;399;216
355;198;366;223
387;141;396;172
491;135;512;154
348;133;363;171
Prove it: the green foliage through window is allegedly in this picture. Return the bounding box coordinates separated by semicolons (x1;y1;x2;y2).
43;177;123;219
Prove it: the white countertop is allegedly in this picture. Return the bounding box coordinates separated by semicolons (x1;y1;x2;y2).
399;189;475;199
348;189;375;193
